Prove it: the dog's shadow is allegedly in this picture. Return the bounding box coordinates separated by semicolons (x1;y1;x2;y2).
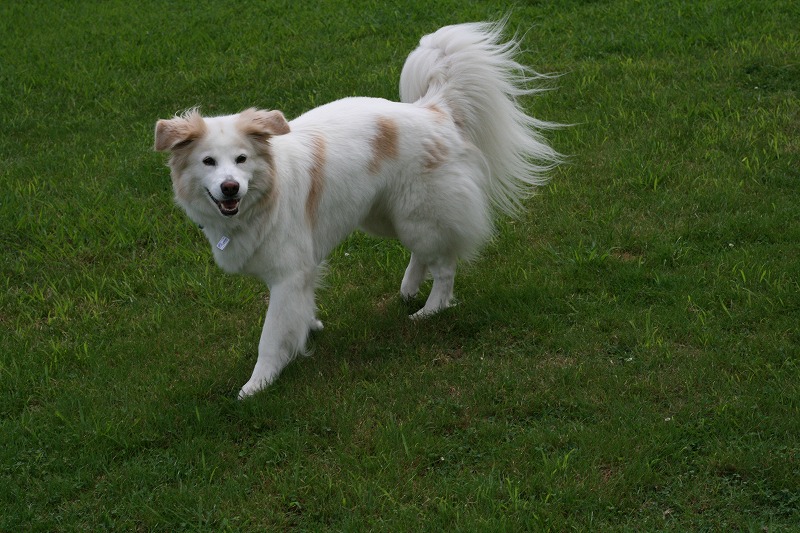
298;281;524;383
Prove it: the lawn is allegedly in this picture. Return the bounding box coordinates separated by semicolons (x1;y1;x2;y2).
1;0;798;530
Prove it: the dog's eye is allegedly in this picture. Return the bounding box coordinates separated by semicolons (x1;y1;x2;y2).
202;157;216;166
235;155;247;164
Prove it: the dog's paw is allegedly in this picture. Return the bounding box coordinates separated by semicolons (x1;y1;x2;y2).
310;318;324;332
410;308;438;320
237;386;256;400
237;377;271;400
409;300;457;320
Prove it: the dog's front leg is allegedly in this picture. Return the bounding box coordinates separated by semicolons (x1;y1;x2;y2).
238;273;315;399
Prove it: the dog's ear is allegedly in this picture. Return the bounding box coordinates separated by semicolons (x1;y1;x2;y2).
154;109;207;152
237;108;291;139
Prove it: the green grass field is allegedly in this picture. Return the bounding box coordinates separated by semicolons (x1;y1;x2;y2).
2;1;798;530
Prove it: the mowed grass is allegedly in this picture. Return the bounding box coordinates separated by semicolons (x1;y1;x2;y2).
1;0;798;530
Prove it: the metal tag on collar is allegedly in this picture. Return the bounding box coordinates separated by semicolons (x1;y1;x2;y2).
216;236;231;250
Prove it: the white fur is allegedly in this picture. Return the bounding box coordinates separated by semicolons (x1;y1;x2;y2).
154;21;561;398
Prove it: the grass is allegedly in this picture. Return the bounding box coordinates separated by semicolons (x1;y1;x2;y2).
1;0;798;530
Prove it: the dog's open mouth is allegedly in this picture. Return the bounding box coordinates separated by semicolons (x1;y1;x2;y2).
206;189;240;216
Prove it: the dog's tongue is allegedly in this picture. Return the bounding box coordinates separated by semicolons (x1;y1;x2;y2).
222;199;239;210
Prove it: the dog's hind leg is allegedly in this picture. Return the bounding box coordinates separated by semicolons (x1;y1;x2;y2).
410;257;456;319
400;253;427;300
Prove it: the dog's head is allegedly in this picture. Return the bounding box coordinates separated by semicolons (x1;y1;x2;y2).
154;108;290;220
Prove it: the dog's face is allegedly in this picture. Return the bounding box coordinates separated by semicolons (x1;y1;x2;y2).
154;108;290;220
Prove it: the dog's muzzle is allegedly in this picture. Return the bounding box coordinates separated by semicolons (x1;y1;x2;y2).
206;187;240;217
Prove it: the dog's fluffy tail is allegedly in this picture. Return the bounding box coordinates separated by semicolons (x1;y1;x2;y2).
400;20;562;217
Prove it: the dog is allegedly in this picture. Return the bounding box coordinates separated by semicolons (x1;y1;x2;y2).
154;21;561;398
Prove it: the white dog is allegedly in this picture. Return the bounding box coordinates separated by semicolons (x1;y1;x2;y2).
154;21;560;398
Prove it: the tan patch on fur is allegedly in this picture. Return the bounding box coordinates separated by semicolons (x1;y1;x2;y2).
368;117;399;174
255;163;279;212
233;108;287;213
236;108;290;139
305;134;326;226
423;137;450;172
154;109;207;152
171;168;191;205
154;110;208;204
426;104;448;123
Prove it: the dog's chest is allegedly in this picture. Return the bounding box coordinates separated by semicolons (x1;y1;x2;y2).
203;227;258;274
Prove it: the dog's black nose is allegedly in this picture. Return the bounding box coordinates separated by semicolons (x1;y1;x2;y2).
220;180;239;197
